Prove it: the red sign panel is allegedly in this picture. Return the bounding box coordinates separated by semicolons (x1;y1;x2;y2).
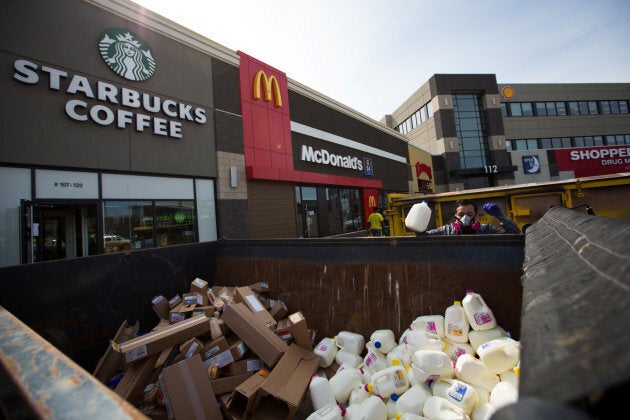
555;146;630;177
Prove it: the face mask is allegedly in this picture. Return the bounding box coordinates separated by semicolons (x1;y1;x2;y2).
454;214;480;234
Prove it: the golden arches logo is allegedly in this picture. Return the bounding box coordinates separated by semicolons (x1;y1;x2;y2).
253;70;282;107
368;195;377;209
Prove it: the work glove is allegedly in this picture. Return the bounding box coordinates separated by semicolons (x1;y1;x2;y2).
483;203;504;217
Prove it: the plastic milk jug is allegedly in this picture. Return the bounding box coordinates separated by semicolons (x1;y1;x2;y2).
410;349;454;384
335;348;363;368
405;200;432;233
309;373;337;412
387;344;412;366
422;396;469;420
462;290;497;331
314;337;338;368
489;381;518;410
411;315;445;337
455;354;499;393
363;342;389;372
445;301;470;343
431;377;479;415
369;329;396;353
345;395;387;420
386;394;399;418
366;365;410;397
329;365;362;404
335;331;365;355
443;338;474;362
305;402;346;420
468;326;508;353
395;383;432;416
349;382;371;405
471;402;496;420
476;337;521;374
403;329;444;353
397;414;429;420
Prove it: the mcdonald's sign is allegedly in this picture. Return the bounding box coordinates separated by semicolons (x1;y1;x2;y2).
368;195;377;209
253;70;282;107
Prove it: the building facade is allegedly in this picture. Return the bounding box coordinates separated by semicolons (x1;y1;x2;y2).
0;0;412;267
385;74;630;192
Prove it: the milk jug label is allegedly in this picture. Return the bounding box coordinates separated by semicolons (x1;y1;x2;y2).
453;346;466;358
474;312;493;325
448;325;464;337
365;352;378;367
317;343;330;351
426;321;437;334
393;369;405;387
448;382;468;402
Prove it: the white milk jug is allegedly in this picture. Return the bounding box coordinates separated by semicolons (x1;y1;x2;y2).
454;353;499;393
314;337;338;368
489;381;518;410
462;290;497;331
468;326;508;353
329;364;362;404
345;395;388;420
366;365;410;397
335;331;365;355
443;338;474;362
369;329;396;353
305;402;346;420
395;383;432;416
410;349;454;384
422;396;469;420
402;329;444;353
335;348;363;368
444;301;470;343
411;314;445;337
405;201;432;233
476;336;521;374
309;373;336;412
470;402;496;420
431;377;479;415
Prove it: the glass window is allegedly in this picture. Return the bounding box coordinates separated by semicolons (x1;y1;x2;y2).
600;101;611;114
421;106;428;123
551;138;564;149
103;201;151;252
527;139;538;150
500;103;507;117
546;102;557;116
588;101;598;114
540;138;552;149
568;102;579;115
411;113;417;127
617;135;625;145
506;140;512;151
509;103;522;117
535;102;547;116
556;102;567;115
521;103;533;116
605;135;617;145
578;102;589;115
154;201;196;247
574;137;585;147
619;101;628;113
513;140;528;150
593;136;604;146
584;136;594;147
427;101;434;118
610;101;620;114
561;137;572;148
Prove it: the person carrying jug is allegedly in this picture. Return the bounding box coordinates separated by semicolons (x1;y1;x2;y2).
424;199;520;235
367;207;384;237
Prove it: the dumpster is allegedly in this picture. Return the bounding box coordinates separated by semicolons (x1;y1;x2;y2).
0;206;627;418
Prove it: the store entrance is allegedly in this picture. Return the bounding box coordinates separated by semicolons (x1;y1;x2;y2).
21;201;98;263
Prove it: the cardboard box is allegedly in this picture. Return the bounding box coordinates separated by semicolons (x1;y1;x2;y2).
249;281;271;295
168;295;182;309
235;286;277;330
168;302;197;324
268;299;288;321
226;370;269;418
201;335;230;361
92;320;139;384
114;353;159;403
191;305;215;318
190;277;209;294
151;295;170;320
221;358;265;376
203;339;247;369
159;354;221;419
178;337;203;359
289;311;312;350
210;372;254;395
113;315;211;364
222;303;288;368
253;343;321;419
183;292;208;307
275;318;292;342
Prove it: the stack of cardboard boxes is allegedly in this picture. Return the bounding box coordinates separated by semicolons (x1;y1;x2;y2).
93;278;321;419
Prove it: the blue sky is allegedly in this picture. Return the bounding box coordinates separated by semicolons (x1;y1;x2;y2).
132;0;630;121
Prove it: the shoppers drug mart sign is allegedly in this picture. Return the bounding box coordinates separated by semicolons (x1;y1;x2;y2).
555;145;630;177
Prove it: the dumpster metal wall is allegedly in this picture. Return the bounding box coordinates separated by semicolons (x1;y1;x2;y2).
0;242;218;371
213;235;525;348
0;236;524;373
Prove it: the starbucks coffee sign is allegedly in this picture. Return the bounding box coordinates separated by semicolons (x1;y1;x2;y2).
11;28;206;140
98;29;156;81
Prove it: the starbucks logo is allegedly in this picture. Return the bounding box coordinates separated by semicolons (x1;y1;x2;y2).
98;28;156;81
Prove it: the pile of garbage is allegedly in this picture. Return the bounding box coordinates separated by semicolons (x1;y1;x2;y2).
93;277;519;420
306;290;521;420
